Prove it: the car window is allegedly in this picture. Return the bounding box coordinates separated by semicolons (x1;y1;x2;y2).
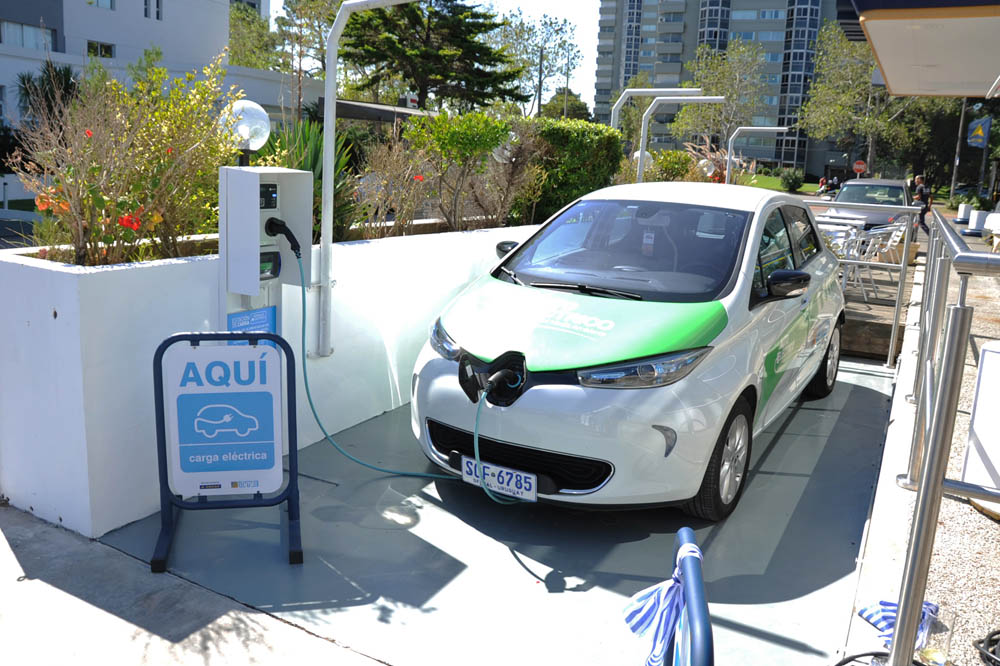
836;184;905;206
504;199;752;303
754;208;794;294
783;205;820;265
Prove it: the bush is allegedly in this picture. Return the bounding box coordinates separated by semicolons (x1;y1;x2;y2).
527;118;621;223
649;150;693;182
470;118;546;228
11;49;240;265
356;129;430;239
779;167;804;193
949;192;993;211
405;111;510;230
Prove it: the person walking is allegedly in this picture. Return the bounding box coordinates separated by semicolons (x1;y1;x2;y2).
914;174;932;234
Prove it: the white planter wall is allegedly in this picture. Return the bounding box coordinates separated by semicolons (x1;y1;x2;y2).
0;226;536;537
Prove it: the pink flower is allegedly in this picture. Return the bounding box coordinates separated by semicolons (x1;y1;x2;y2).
85;129;93;138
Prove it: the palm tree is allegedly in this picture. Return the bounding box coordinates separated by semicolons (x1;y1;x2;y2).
17;61;77;122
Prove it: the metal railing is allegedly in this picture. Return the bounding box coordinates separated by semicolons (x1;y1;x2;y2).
802;199;924;367
673;527;714;666
886;208;1000;666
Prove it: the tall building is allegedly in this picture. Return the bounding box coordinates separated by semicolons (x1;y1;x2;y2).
0;0;316;126
594;0;855;176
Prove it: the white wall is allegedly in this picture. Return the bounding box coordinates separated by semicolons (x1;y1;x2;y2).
0;226;537;537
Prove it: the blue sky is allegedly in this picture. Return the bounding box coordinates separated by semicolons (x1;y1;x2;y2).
268;1;601;111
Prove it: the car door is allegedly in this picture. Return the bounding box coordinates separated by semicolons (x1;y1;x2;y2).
752;207;808;426
782;204;838;392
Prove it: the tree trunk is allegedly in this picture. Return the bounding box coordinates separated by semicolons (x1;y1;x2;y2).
865;134;875;177
535;47;544;117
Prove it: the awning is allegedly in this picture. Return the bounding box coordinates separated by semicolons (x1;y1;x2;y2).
852;1;1000;97
318;98;437;123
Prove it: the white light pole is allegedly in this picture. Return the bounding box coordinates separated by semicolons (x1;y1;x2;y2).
636;96;724;183
725;126;789;184
609;88;702;130
319;0;416;357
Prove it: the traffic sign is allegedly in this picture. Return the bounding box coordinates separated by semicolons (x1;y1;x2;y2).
163;344;283;496
853;160;866;174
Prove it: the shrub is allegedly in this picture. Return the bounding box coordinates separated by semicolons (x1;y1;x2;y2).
405;111;510;230
649;150;693;182
11;49;240;265
356;129;430;239
470;119;546;228
950;192;993;211
779;167;804;193
528;118;621;223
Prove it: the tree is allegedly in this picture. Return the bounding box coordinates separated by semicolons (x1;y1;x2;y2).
276;0;338;117
229;2;283;71
797;21;909;174
341;0;528;110
891;97;962;187
670;39;767;146
17;60;77;122
489;11;582;116
612;72;654;150
541;88;591;121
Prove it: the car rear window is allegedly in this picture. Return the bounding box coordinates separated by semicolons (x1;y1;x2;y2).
503;199;752;303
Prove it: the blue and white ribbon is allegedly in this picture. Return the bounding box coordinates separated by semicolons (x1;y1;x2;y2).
624;543;703;666
858;600;940;649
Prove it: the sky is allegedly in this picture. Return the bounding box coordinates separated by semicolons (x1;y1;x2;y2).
268;0;601;111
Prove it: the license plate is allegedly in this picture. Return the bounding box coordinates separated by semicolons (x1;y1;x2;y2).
461;456;537;502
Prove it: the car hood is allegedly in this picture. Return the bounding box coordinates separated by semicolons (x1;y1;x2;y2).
439;276;729;372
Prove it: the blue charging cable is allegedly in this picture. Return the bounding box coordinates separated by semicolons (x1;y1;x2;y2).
293;254;520;504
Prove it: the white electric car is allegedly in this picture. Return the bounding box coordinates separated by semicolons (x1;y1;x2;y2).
411;182;844;520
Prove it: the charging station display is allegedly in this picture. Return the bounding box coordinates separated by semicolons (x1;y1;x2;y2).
162;344;284;496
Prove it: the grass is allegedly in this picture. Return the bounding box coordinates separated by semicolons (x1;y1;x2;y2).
744;174;820;195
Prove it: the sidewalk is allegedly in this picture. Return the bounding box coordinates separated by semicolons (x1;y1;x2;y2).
0;503;383;666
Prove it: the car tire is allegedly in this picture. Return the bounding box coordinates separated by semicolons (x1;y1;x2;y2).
683;397;752;522
803;322;841;399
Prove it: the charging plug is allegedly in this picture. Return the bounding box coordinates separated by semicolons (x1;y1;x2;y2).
265;217;302;258
485;369;515;394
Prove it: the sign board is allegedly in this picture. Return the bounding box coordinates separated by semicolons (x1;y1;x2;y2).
163;345;283;496
228;306;277;348
962;340;1000;518
853;160;867;174
968;116;992;149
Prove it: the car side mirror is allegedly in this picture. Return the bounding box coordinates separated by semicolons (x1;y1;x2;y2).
496;240;518;259
767;269;811;298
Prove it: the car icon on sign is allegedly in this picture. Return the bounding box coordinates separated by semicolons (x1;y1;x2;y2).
194;404;259;438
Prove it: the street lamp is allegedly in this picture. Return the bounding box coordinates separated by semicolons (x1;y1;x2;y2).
609;88;703;130
636;96;725;183
319;0;417;357
725;126;788;184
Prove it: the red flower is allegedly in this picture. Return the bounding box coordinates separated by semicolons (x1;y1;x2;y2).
414;174;424;182
117;214;140;231
85;129;93;138
167;147;173;155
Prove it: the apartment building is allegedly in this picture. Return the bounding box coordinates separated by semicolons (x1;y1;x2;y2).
0;0;315;127
594;0;857;176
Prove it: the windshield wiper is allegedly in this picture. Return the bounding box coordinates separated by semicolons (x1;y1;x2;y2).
530;282;643;301
497;266;524;285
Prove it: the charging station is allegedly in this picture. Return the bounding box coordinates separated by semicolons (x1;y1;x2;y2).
218;166;313;338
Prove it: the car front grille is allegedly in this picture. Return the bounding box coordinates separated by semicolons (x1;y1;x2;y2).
426;419;613;493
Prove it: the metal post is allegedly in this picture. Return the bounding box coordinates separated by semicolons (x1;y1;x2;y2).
609;88;702;130
888;286;972;666
949;98;967;200
933;251;953;371
887;214;915;367
725;126;788;185
636;96;724;183
910;228;940;400
320;0;416;358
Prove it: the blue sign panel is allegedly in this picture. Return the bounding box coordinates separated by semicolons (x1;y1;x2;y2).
968;116;992;149
228;306;277;348
176;392;275;472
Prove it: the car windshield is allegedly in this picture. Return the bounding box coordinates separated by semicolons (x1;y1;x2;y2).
502;199;752;303
835;184;905;206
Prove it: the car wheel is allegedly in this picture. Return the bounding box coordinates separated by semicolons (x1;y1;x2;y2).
684;398;752;522
803;323;841;399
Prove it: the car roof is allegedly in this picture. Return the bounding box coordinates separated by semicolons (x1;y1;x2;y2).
840;178;907;188
580;182;777;213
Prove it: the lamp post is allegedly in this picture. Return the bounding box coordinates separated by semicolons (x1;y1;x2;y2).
319;0;417;358
725;126;788;184
636;96;725;183
609;88;703;131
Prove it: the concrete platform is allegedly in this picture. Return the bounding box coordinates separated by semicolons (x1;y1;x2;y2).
98;358;893;666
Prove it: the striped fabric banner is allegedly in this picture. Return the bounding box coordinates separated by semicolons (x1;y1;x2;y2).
858;600;940;649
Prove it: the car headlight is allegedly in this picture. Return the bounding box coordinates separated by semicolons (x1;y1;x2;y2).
577;348;712;389
429;317;460;360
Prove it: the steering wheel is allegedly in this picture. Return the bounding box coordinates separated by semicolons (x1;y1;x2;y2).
678;261;717;276
612;265;646;272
